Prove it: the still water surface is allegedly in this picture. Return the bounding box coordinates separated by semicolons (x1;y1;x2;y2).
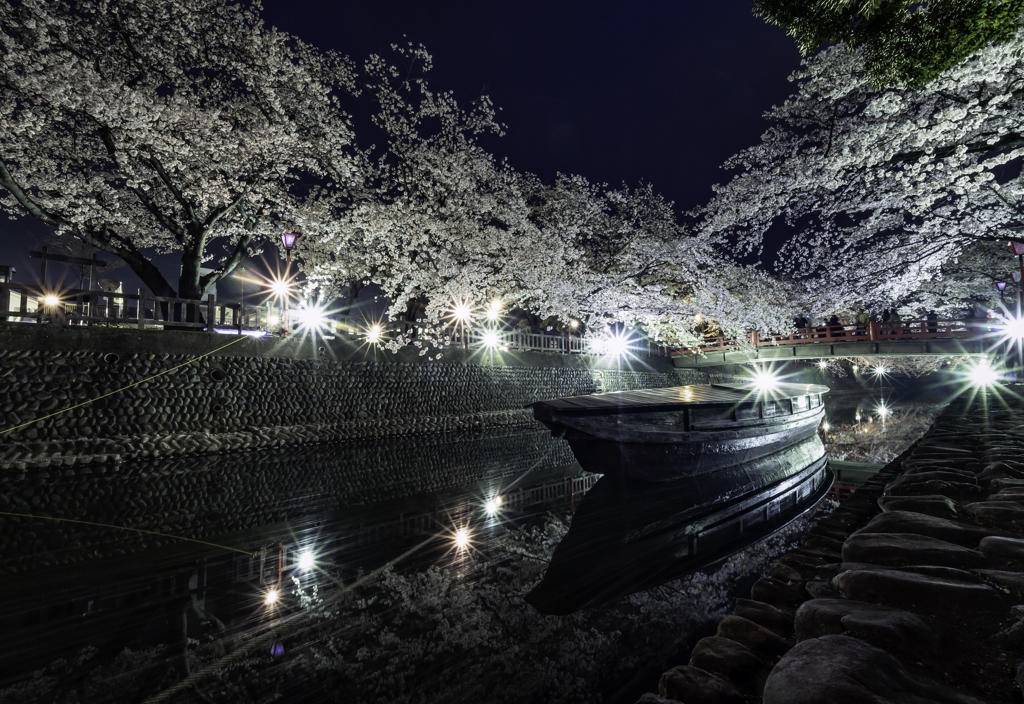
0;387;943;703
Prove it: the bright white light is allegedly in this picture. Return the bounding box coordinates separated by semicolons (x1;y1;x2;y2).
487;299;502;320
293;303;328;333
855;413;861;422
265;589;279;605
876;403;891;419
966;359;1000;387
485;496;502;516
873;366;888;376
43;295;60;307
817;360;828;370
367;324;382;343
853;366;858;372
452;302;472;323
1000;316;1024;342
454;528;470;549
822;421;830;432
269;279;291;298
298;551;314;571
569;320;579;329
603;332;632;359
267;315;280;326
751;368;780;393
482;330;501;348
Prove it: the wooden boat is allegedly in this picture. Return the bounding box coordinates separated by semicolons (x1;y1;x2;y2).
530;382;829;482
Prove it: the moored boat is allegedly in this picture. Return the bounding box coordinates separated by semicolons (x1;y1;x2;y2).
530;382;829;482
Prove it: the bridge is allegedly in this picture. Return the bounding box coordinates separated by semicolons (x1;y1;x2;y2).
671;318;1010;368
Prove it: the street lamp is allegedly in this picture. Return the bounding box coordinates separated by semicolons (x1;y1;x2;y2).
997;281;1007;304
281;232;300;335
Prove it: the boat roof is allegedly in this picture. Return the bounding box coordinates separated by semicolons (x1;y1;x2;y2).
533;382;829;412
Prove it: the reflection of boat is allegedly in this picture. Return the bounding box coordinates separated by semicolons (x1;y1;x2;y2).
530;382;829;482
526;434;832;614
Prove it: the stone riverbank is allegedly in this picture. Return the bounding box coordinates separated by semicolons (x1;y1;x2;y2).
637;387;1024;704
0;325;719;471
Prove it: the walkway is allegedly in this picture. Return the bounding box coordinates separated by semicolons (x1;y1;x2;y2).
672;318;1003;368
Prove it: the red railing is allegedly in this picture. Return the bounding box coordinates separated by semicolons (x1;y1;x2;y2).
673;318;996;357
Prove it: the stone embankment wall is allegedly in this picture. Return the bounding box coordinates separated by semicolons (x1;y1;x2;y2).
0;326;715;470
637;389;1024;704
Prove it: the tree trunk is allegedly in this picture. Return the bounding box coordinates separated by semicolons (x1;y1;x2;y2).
341;280;364;317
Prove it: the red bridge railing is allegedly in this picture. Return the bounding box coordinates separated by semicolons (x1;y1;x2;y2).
672;318;996;357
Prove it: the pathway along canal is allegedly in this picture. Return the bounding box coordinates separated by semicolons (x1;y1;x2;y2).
0;389;942;703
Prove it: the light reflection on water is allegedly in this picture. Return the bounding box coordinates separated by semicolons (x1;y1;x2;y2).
0;382;942;702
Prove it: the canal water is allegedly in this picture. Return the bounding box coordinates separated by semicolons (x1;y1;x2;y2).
0;384;944;704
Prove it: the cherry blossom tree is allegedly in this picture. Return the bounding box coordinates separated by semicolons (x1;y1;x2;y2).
0;0;362;303
699;35;1024;321
753;0;1024;87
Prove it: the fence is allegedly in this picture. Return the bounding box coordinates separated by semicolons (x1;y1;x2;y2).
674;318;1000;356
1;281;669;357
0;282;274;332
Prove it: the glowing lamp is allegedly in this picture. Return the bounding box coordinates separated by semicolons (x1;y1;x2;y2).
997;281;1008;292
603;333;632;359
751;369;780;393
43;295;60;307
966;359;999;387
271;640;285;658
482;330;500;348
367;324;382;343
822;421;830;432
454;528;470;549
569;320;578;329
817;360;828;370
1015;272;1023;284
267;315;280;326
270;279;291;297
873;366;888;376
485;496;502;516
452;303;472;323
1011;241;1024;256
281;232;299;250
265;589;279;605
1000;316;1024;341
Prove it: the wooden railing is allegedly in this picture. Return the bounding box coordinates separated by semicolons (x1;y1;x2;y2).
673;318;999;356
0;281;670;356
0;282;275;332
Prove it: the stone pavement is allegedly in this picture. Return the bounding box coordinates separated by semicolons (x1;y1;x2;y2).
637;386;1024;704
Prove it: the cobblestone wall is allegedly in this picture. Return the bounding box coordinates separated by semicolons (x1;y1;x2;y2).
0;347;714;470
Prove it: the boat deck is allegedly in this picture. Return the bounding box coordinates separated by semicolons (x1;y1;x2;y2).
535;382;829;413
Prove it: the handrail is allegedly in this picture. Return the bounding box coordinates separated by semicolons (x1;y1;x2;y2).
0;282;666;356
0;282;275;332
673;318;1001;357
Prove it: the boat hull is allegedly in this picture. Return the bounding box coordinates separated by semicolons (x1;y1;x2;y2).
562;406;824;481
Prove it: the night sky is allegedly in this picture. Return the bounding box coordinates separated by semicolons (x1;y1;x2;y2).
1;1;803;298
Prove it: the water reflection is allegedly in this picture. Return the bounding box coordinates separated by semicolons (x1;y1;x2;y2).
528;434;831;614
0;385;942;701
0;427;589;683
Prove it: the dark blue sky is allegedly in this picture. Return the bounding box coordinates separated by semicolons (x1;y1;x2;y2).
3;1;803;296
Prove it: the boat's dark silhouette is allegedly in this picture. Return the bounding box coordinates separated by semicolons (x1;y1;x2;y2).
530;382;829;482
526;434;832;614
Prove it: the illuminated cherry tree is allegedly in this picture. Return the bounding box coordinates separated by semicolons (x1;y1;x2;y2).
0;0;362;301
699;35;1024;319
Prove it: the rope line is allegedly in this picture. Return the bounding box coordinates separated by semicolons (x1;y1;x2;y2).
0;335;246;436
0;511;255;557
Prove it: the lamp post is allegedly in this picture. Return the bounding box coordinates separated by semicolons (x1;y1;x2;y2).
281;232;300;335
568;320;578;355
997;281;1007;304
1010;240;1024;372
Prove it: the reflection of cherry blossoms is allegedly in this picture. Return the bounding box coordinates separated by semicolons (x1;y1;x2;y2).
0;505;835;704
